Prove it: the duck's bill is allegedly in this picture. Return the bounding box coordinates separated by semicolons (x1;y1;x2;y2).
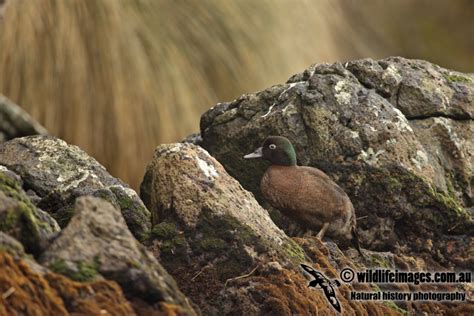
244;147;263;159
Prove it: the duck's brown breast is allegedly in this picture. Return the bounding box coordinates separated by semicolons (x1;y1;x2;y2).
261;166;301;211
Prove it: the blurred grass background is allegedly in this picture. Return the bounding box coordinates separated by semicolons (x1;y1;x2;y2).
0;0;472;188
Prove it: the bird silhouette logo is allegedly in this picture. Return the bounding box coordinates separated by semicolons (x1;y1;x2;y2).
301;264;342;313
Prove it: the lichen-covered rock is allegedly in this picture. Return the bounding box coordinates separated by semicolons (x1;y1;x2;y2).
141;143;302;261
141;143;306;312
345;58;473;203
199;57;473;268
0;231;25;258
40;196;195;315
0;95;48;143
0;251;136;316
0;166;60;255
345;58;473;119
0;136;151;240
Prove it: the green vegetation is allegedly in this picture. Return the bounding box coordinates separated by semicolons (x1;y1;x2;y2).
0;172;45;254
149;221;187;257
151;221;178;240
370;253;391;269
49;258;100;282
443;73;472;83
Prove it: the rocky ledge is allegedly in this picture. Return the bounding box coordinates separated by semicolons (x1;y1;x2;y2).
0;57;473;315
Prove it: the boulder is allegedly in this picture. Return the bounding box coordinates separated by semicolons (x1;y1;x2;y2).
0;136;151;240
199;57;473;268
40;196;196;315
0;165;59;255
0;95;48;143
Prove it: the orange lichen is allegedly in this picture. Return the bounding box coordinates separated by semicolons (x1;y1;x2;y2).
0;252;68;316
130;298;193;316
230;265;400;316
0;252;135;316
45;274;135;315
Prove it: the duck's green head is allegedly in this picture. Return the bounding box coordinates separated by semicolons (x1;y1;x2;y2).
244;136;297;166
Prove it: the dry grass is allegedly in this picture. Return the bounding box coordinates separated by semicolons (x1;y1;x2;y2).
0;0;353;188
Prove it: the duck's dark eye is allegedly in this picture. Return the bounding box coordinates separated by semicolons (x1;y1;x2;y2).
269;144;276;150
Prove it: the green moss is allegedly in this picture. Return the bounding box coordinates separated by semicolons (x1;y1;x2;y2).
0;208;18;231
0;173;46;254
48;258;69;275
281;239;306;264
385;177;402;192
370;282;408;314
161;236;186;254
151;221;178;240
383;301;407;315
0;245;23;257
115;193;135;210
188;210;265;281
196;237;227;252
443;73;472;83
148;221;187;257
395;168;469;222
0;174;33;210
92;190;117;205
370;253;391;269
49;258;100;282
428;184;465;216
75;260;100;282
195;210;269;255
126;259;141;269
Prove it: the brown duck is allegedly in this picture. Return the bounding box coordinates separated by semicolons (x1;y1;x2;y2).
244;136;363;256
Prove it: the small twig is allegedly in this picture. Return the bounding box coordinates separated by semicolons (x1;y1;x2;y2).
224;265;260;288
191;265;209;281
2;287;15;300
448;222;460;232
357;215;368;220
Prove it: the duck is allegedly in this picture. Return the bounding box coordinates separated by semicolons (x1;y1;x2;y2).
244;135;364;256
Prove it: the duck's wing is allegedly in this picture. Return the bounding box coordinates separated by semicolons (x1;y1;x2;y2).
296;167;349;211
298;166;349;198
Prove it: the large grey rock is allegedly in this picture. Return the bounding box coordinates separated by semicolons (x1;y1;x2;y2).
0;166;59;255
199;57;473;268
0;95;48;142
0;136;151;240
40;196;195;314
345;58;473;203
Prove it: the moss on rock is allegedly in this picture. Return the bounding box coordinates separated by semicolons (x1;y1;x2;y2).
0;171;59;255
48;258;100;282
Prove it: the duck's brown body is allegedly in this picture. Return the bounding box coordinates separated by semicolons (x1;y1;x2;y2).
261;165;355;240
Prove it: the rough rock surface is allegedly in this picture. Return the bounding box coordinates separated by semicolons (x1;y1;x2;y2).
199;57;473;269
140;143;414;315
0;165;60;255
0;231;26;258
0;251;136;316
0;136;151;240
40;196;195;315
0;95;48;143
